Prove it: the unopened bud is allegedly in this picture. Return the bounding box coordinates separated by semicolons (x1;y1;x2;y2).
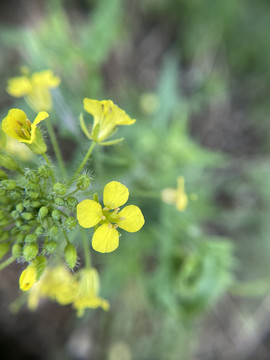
64;243;77;269
48;225;58;237
66;196;78;208
65;216;77;231
0;179;16;190
54;197;65;206
38;165;52;178
16;203;24;213
25;234;36;244
35;226;45;236
24;170;38;183
0;242;10;260
44;240;57;253
53;182;67;196
38;206;49;218
0;153;21;171
21;212;34;221
23;243;38;262
76;174;91;190
51;209;61;221
12;243;23;258
27;190;39;199
31;201;42;208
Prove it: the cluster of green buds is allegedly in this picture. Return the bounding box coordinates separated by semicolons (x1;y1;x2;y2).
0;167;92;270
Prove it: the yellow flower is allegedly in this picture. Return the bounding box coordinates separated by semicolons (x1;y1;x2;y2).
19;264;37;292
27;265;78;310
161;176;188;211
77;181;145;253
82;99;136;143
7;69;60;112
2;108;48;154
73;268;109;317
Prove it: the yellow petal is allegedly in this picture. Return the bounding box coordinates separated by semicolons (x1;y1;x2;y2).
27;111;49;144
32;70;61;88
2;108;28;141
83;98;103;124
6;76;33;97
117;205;145;232
19;265;37;291
103;181;129;209
92;224;119;253
77;199;103;228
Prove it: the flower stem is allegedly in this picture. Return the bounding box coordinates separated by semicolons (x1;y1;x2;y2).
0;257;15;271
81;228;91;269
42;153;56;183
45;118;67;179
72;141;96;182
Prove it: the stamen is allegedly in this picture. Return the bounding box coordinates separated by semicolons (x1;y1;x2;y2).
25;119;32;129
108;223;113;228
14;128;26;139
17;121;23;126
113;224;118;229
101;215;106;220
118;217;125;221
103;207;110;211
21;128;31;139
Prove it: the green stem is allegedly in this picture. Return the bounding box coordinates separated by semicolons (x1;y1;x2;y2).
71;141;96;183
131;190;161;198
45;119;67;179
62;229;70;245
0;257;15;271
42;153;56;183
81;228;91;268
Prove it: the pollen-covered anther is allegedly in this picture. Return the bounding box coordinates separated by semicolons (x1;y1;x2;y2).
103;207;110;211
118;217;125;221
113;224;119;229
108;223;113;228
101;215;106;220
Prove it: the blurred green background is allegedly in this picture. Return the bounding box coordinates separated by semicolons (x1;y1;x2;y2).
1;0;270;359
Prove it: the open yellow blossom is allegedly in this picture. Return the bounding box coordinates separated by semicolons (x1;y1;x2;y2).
82;99;136;143
77;181;145;253
2;108;48;154
27;265;78;310
7;69;60;112
161;176;188;211
73;268;109;317
19;264;37;292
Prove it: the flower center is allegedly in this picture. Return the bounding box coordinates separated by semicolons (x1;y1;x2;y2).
15;119;32;140
101;207;125;228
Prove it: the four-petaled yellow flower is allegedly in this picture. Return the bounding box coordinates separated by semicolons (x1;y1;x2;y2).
82;98;136;143
2;108;48;154
161;176;188;211
7;69;60;112
77;181;145;253
19;263;37;291
73;268;109;317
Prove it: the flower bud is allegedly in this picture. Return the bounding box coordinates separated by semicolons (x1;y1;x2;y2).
12;243;23;258
31;201;42;208
33;256;47;280
25;234;36;244
16;203;24;213
10;190;22;199
15;219;23;228
20;224;32;232
38;206;49;218
19;264;37;291
23;243;38;261
21;212;34;221
51;209;61;221
23;199;31;209
65;216;77;231
0;179;16;190
24;170;39;183
0;242;10;260
64;243;77;270
66;196;78;209
35;226;45;236
0;153;21;172
53;182;67;196
0;170;8;180
38;165;53;178
11;210;20;219
0;231;9;242
27;190;39;199
44;240;57;253
76;174;91;190
48;225;58;237
54;197;65;206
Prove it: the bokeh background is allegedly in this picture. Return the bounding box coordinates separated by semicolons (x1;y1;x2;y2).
1;0;270;359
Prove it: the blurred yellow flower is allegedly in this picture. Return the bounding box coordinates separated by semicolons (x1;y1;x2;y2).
2;108;48;154
7;69;60;112
73;268;109;317
19;264;37;292
161;176;188;211
83;98;136;143
77;181;145;253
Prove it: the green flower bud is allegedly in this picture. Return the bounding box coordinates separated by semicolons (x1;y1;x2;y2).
0;170;8;180
51;209;61;221
0;179;16;190
54;197;65;206
44;240;57;253
66;196;78;209
16;203;24;213
21;212;34;221
12;243;23;258
64;243;77;270
65;216;77;231
11;210;20;219
76;174;91;190
23;243;38;262
10;227;20;236
10;190;22;199
27;191;39;199
53;182;67;196
23;199;31;209
24;170;38;183
31;201;42;208
38;206;49;219
0;153;21;171
0;242;10;260
33;256;47;280
20;224;32;232
15;219;23;228
25;234;36;244
0;231;9;242
35;226;45;236
38;165;52;178
48;225;58;237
